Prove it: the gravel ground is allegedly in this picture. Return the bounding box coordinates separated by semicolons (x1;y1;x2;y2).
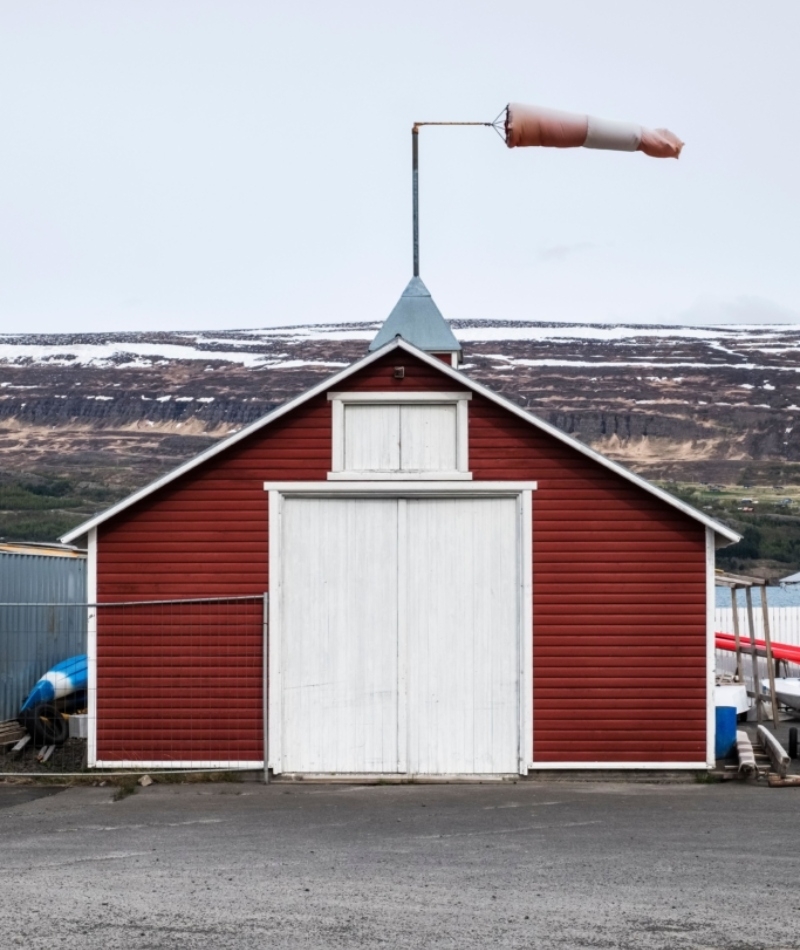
0;737;87;774
0;779;799;949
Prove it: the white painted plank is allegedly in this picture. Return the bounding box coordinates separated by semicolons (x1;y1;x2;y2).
343;405;400;472
280;497;400;773
404;497;520;775
399;404;458;472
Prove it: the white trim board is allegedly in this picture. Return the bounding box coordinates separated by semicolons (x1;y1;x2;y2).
327;472;473;481
520;489;533;772
94;761;264;770
87;527;98;770
706;526;716;768
327;391;472;402
267;488;282;770
275;773;520;782
61;336;740;546
527;762;709;770
264;480;537;494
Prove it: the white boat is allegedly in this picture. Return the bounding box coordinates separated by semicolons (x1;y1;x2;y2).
761;677;800;711
715;683;749;715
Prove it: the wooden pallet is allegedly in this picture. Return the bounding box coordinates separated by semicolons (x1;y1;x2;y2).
0;720;27;747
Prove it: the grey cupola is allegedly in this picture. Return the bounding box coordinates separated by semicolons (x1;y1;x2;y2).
369;277;462;359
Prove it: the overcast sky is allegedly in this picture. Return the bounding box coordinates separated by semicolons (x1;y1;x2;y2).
1;1;799;333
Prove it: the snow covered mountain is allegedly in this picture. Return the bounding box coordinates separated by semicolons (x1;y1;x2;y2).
1;319;799;539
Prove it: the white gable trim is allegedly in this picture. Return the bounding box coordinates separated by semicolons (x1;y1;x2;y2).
61;337;740;545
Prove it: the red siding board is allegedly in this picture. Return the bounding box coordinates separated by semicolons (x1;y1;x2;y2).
96;350;708;766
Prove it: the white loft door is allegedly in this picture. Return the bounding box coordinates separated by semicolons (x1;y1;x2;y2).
400;405;458;472
341;403;459;473
277;495;520;775
279;497;400;773
343;405;400;472
404;498;520;774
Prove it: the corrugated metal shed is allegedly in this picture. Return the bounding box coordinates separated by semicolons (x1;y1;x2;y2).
0;543;87;720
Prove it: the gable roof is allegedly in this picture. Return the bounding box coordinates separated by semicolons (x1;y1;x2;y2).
61;337;740;545
369;277;462;354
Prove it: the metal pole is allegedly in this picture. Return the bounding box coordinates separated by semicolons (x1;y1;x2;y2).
412;125;420;277
410;120;495;280
760;584;780;728
745;585;762;723
730;586;742;681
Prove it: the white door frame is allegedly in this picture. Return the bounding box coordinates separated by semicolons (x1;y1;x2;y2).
264;481;536;776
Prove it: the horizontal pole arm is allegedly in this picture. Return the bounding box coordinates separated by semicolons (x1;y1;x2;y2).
412;121;495;131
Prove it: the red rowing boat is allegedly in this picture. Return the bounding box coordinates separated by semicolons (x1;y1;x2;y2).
716;631;800;666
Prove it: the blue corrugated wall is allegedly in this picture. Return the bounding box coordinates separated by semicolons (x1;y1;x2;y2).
0;551;87;720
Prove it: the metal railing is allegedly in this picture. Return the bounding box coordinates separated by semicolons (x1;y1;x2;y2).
715;605;800;692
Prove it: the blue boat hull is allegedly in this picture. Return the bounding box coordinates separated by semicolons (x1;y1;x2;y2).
19;654;88;716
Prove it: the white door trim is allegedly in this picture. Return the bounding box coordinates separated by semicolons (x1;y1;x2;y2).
265;481;537;776
397;498;409;774
705;526;716;769
264;481;536;494
87;527;98;769
267;488;283;772
520;490;533;774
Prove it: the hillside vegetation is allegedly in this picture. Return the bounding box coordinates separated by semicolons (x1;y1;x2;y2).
661;480;800;579
0;473;115;543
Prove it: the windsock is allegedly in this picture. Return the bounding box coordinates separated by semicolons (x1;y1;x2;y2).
505;103;683;158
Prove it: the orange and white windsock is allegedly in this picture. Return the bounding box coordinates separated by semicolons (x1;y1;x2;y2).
505;103;683;159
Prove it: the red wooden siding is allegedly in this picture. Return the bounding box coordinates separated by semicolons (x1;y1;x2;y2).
96;350;707;765
468;397;707;763
95;601;262;762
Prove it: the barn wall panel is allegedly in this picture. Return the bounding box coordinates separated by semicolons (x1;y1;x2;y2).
96;351;707;766
95;601;263;763
467;395;707;764
95;397;335;762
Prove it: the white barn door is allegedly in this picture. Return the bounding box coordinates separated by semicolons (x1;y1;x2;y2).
403;497;520;774
279;497;400;773
276;494;521;775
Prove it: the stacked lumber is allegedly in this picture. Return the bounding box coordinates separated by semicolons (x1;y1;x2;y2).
0;720;26;746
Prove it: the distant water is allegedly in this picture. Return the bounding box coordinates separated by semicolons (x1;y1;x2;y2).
715;585;800;608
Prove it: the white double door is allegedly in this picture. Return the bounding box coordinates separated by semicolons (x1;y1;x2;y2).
274;495;521;775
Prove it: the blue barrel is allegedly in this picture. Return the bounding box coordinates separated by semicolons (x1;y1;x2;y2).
715;705;737;759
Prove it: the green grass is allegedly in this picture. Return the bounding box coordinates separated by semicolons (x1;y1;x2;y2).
0;473;117;542
112;781;138;801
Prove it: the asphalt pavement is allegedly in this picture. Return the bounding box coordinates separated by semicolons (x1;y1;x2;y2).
0;778;797;949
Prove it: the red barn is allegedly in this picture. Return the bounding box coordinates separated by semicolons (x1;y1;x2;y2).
63;279;738;776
